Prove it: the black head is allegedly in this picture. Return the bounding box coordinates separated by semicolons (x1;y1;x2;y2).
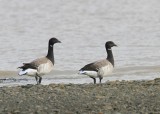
49;37;61;45
105;41;117;49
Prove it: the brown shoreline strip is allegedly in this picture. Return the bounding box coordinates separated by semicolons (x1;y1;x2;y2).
0;79;160;113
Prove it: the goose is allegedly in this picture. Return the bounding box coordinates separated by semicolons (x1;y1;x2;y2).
79;41;117;84
18;38;61;84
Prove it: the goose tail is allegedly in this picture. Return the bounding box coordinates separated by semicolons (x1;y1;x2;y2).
18;70;27;76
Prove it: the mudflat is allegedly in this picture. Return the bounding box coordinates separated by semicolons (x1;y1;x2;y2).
0;79;160;114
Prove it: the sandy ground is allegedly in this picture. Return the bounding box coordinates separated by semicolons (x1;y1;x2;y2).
0;79;160;114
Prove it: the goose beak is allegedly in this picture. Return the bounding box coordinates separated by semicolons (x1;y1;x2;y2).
57;40;61;43
114;44;117;47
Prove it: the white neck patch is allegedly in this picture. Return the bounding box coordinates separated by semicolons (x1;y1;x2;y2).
108;48;112;50
50;45;53;47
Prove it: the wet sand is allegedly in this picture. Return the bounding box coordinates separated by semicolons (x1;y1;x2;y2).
0;79;160;114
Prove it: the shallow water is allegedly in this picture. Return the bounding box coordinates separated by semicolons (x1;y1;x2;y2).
0;0;160;86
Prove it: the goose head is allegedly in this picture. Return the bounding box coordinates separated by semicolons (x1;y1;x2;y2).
49;38;61;46
105;41;117;49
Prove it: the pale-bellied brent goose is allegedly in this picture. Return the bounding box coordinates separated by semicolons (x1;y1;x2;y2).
18;38;61;84
79;41;117;84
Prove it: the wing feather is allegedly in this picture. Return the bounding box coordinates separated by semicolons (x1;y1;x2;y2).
18;57;49;70
80;59;109;72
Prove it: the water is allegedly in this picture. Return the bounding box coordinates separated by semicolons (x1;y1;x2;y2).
0;0;160;86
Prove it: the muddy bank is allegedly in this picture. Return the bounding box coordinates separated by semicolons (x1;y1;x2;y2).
0;79;160;114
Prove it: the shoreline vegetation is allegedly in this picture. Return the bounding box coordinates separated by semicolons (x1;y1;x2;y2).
0;79;160;114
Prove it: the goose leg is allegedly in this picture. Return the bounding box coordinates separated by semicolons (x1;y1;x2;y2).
35;74;41;85
35;75;39;84
90;77;96;84
99;76;103;83
39;76;42;84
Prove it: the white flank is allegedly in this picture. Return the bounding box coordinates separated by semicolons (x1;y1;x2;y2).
79;70;98;78
26;69;37;76
19;69;37;77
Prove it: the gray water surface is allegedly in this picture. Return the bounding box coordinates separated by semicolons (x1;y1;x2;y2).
0;0;160;86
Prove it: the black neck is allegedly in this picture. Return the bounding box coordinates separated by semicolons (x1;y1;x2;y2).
46;43;54;64
106;48;114;66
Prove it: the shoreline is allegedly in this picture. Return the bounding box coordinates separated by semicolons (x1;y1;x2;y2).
0;75;159;87
0;79;160;113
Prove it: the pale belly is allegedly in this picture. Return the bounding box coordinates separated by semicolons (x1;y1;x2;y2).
37;62;53;76
98;63;113;77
